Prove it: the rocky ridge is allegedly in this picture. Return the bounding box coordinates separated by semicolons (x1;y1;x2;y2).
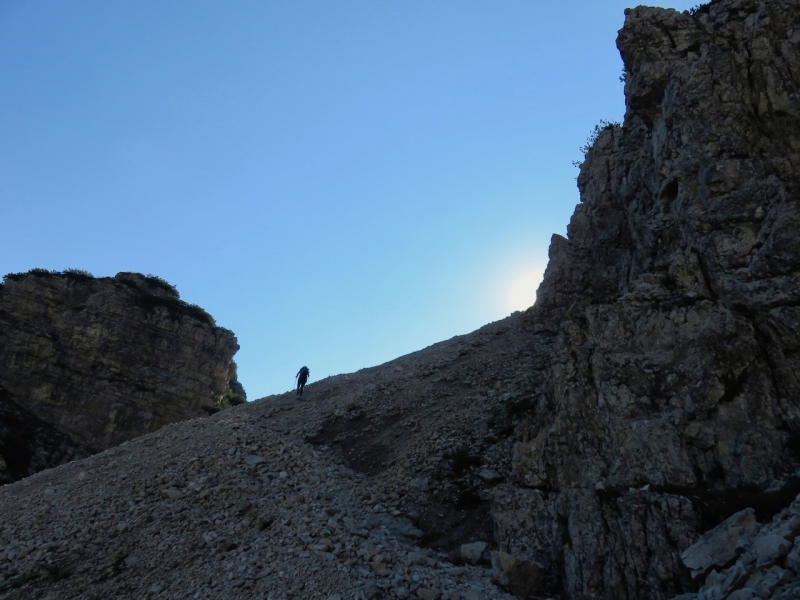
0;270;243;484
506;0;800;596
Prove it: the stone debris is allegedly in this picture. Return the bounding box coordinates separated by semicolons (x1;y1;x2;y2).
0;404;516;600
682;508;760;578
673;495;800;599
490;552;544;599
459;542;487;565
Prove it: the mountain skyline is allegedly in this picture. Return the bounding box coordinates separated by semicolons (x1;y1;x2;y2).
0;1;699;398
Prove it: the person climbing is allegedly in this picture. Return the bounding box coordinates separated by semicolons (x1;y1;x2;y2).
295;366;310;396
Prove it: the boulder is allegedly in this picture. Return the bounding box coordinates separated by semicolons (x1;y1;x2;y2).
681;508;759;578
491;551;545;598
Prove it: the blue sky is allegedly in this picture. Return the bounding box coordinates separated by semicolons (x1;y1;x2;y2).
0;1;697;399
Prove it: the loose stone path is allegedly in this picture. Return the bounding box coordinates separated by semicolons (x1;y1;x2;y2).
0;314;544;600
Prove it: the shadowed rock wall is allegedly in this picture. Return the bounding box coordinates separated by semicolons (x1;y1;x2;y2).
0;270;242;483
504;0;800;597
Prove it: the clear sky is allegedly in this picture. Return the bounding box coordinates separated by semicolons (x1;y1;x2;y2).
0;1;697;399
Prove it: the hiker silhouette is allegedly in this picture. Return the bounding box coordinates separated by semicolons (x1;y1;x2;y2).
295;366;310;396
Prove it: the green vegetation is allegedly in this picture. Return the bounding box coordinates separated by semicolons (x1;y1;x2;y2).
1;267;217;327
689;3;710;16
3;268;59;282
144;273;180;298
228;360;239;381
209;394;229;413
208;385;246;413
573;119;622;169
2;267;95;284
113;273;214;326
63;268;94;280
226;387;246;407
135;294;216;327
226;361;246;406
109;546;129;572
580;119;621;157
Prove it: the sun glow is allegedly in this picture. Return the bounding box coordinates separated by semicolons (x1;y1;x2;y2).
506;265;546;313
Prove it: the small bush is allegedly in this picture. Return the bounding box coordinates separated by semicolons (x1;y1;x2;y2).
212;394;230;412
144;274;180;298
226;388;246;406
228;360;239;381
573;119;622;169
689;3;707;15
186;303;216;326
109;547;129;572
226;362;246;405
580;119;621;157
3;267;94;284
27;268;58;277
136;294;216;327
63;268;94;282
3;268;58;283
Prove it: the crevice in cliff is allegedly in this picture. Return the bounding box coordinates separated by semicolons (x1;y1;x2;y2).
730;303;783;405
717;367;749;404
657;23;677;50
692;478;800;531
661;179;679;214
692;247;719;301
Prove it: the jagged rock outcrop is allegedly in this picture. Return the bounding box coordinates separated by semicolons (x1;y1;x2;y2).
503;0;800;597
678;497;800;599
0;270;243;483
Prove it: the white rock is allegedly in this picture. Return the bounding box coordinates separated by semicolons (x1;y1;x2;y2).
681;509;759;578
460;542;487;565
753;534;791;564
478;470;502;483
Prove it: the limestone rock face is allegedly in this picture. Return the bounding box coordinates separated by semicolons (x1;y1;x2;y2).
0;270;241;481
507;0;800;597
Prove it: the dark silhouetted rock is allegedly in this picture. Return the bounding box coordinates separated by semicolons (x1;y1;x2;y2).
0;270;242;483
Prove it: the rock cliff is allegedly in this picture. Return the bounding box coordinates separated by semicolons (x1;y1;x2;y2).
509;0;800;597
0;270;243;483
